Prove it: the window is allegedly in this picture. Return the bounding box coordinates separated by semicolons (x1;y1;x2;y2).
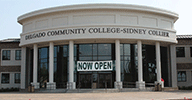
177;71;186;82
15;50;21;60
2;50;10;60
15;73;20;83
176;47;185;57
190;47;192;57
1;73;10;83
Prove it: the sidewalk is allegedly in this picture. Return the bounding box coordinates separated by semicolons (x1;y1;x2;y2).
0;91;191;100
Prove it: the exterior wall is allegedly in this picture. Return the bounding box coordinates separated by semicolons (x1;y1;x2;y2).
0;42;21;89
176;39;192;87
17;4;179;89
18;4;178;47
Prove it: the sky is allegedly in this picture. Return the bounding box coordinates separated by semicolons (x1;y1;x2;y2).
0;0;192;40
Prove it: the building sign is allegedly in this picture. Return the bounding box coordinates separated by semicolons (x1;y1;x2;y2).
24;27;170;40
77;61;113;71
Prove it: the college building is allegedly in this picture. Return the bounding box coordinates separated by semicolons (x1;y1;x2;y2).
0;4;191;91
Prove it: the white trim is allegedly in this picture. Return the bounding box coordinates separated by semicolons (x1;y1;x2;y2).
0;72;21;89
1;48;21;66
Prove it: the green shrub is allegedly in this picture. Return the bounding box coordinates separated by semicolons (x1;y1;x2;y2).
0;87;19;92
179;86;192;90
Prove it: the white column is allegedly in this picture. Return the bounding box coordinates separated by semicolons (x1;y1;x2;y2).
68;40;75;89
20;47;26;89
31;44;39;89
115;40;122;88
170;44;177;87
47;42;56;89
156;42;162;82
136;40;145;89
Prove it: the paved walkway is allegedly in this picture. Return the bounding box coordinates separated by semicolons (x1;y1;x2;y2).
0;91;192;100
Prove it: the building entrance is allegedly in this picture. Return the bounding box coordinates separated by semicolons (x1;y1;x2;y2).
78;72;113;89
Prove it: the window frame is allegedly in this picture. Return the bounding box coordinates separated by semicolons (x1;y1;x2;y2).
2;50;11;60
177;71;186;82
15;50;21;60
176;47;185;57
14;73;21;84
1;73;10;84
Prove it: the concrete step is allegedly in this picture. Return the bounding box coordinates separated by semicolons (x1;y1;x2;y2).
35;89;68;93
67;89;120;93
28;87;156;93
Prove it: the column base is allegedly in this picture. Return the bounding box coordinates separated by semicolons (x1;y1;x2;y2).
136;81;145;90
114;81;122;89
155;81;164;88
31;82;40;89
47;82;56;89
67;82;76;89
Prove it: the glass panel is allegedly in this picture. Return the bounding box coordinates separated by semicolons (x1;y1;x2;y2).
1;73;9;83
121;61;124;73
79;44;92;56
98;56;111;60
38;47;49;88
63;46;68;57
54;45;69;88
74;45;77;57
124;56;130;61
15;50;21;60
176;47;185;57
15;73;20;83
143;45;156;83
120;44;123;55
2;50;10;60
98;44;111;55
93;44;97;55
93;56;97;61
177;71;186;82
79;57;92;61
79;74;92;88
124;60;131;73
124;44;130;55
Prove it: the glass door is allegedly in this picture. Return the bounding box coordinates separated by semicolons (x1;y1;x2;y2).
98;73;112;88
79;74;92;88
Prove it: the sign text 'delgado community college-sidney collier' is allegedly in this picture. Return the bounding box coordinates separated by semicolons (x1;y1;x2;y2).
77;61;113;71
24;27;170;40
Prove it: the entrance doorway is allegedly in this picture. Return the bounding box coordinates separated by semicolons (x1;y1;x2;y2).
98;74;112;88
78;72;113;89
79;74;92;88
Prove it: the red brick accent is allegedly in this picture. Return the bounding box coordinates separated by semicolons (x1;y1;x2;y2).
0;66;21;72
177;63;192;69
177;39;192;45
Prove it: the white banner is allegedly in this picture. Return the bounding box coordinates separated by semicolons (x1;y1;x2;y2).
77;61;113;71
